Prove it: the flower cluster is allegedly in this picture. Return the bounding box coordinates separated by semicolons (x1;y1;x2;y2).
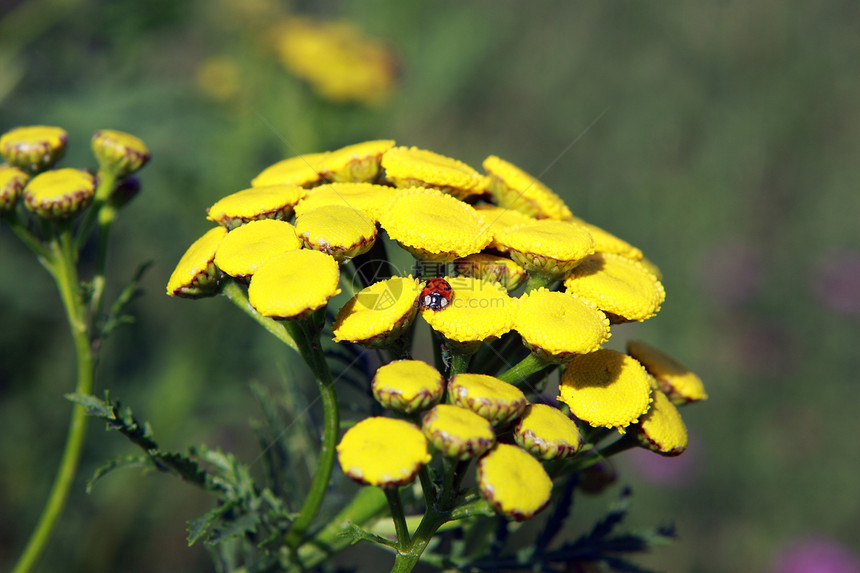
166;139;705;554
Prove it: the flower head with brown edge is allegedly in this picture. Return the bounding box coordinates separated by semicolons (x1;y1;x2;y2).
453;253;527;292
381;146;486;200
514;289;610;363
23;168;95;218
251;152;331;188
248;249;340;320
473;204;536;254
91;129;151;177
377;187;491;262
372;360;444;414
0;125;68;173
477;443;552;521
564;253;665;323
214;219;302;280
337;417;430;487
495;219;594;279
569;217;643;260
421;404;495;460
559;349;653;432
483;155;573;220
448;373;527;426
294;182;396;221
294;204;377;262
627;340;707;404
0;165;28;210
166;226;228;298
632;389;689;456
513;403;582;460
321;139;395;182
332;276;423;348
207;184;306;229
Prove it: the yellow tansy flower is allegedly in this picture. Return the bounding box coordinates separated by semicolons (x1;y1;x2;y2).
494;220;594;279
453;253;527;292
91;129;151;177
332;276;423;347
559;349;653;431
381;146;486;200
377;188;491;261
294;182;396;221
248;249;340;319
633;389;689;456
483;155;573;220
294;205;377;262
321;139;395;183
214;219;302;279
207;184;306;229
513;404;582;460
569;217;643;261
477;443;552;521
372;360;444;413
251;152;331;188
0;125;68;173
23;168;95;218
337;417;430;487
473;204;536;253
447;373;527;426
420;276;516;353
421;404;495;460
514;289;610;363
627;340;707;404
0;164;29;210
564;253;665;323
166;226;228;298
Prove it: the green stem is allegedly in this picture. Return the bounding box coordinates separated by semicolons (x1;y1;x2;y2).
523;272;557;293
384;488;410;551
390;510;445;573
448;352;471;378
496;353;553;386
87;201;117;336
13;232;95;573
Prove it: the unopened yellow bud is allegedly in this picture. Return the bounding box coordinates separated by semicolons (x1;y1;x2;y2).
0;126;68;173
23;168;95;218
0;165;29;210
91;130;151;177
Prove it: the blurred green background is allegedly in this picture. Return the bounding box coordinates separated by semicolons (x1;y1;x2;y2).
2;1;859;571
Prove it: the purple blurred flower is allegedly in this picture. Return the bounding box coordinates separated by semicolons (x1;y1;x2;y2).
770;537;860;573
814;251;860;317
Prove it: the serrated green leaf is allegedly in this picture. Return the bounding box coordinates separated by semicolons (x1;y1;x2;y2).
86;454;152;493
66;392;114;418
187;503;235;546
206;512;260;546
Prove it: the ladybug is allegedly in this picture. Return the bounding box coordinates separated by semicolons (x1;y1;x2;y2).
420;278;453;311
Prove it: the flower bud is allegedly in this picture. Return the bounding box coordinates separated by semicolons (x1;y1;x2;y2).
477;443;552;521
107;176;141;209
91;129;151;177
166;227;228;298
421;404;495;460
0;126;68;173
0;164;29;210
23;168;95;218
372;360;444;414
631;389;688;457
448;373;527;426
337;417;430;487
513;404;582;460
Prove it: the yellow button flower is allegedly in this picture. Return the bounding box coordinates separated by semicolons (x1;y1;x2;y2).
0;125;68;173
23;168;95;218
564;253;665;323
206;184;306;229
381;146;486;200
372;360;444;413
514;289;610;363
166;226;228;298
569;217;643;261
214;219;302;279
483;155;573;220
321;139;395;182
248;249;341;319
453;253;527;292
448;373;527;426
421;404;495;460
377;187;491;261
477;443;552;521
559;349;653;431
627;340;707;404
91;129;151;177
420;276;516;351
513;404;582;460
294;182;396;221
294;204;377;262
0;164;28;210
494;220;594;279
332;276;423;347
633;389;689;456
473;204;536;253
251;152;331;188
337;417;430;487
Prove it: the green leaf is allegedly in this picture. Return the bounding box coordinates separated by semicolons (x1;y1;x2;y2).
206;512;260;546
86;454;152;493
188;503;235;546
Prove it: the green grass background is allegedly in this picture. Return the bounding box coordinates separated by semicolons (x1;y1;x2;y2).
1;1;858;571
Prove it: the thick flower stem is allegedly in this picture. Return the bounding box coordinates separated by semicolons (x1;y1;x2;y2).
384;487;410;550
496;353;553;386
13;231;95;573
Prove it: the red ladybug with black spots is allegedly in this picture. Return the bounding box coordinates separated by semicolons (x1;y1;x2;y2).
420;278;453;311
